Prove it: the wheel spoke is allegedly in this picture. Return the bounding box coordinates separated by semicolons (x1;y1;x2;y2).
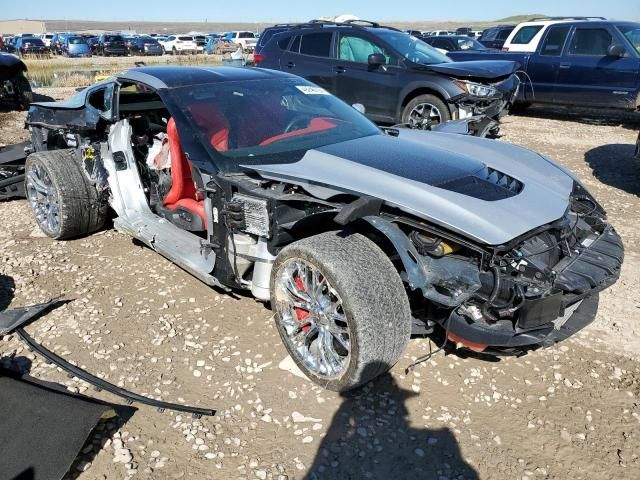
275;258;350;380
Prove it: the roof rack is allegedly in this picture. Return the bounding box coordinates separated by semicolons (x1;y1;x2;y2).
527;16;606;21
288;19;399;33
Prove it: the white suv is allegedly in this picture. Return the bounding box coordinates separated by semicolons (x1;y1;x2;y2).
159;35;197;55
227;31;258;52
38;33;55;48
501;17;605;52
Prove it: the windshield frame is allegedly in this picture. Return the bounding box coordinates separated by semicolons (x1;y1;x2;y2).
163;77;382;174
616;23;640;56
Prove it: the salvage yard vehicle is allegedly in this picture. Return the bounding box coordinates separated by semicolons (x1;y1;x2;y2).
160;35;198;55
0;53;33;110
22;66;622;391
226;31;258;52
478;25;516;50
449;19;640;111
62;36;91;58
94;34;127;56
128;36;164;56
14;37;50;57
206;37;238;55
257;20;520;131
500;17;606;53
423;35;497;54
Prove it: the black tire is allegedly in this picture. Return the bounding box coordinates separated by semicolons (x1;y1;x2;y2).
271;231;412;391
401;93;451;127
13;73;33;110
25;149;107;240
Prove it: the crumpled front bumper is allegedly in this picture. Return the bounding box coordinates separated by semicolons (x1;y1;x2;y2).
447;226;623;351
455;74;520;121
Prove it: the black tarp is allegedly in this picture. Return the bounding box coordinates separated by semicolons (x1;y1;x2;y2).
0;369;122;480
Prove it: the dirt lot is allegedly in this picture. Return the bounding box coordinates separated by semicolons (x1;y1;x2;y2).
1;91;640;480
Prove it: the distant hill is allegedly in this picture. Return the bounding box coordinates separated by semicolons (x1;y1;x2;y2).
495;14;548;23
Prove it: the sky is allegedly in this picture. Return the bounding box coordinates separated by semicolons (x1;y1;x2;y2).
0;0;638;23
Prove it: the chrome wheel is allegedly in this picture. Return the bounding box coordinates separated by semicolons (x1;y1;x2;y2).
26;163;60;235
408;102;443;129
274;259;350;379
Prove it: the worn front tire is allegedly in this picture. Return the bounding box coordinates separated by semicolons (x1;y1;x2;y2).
25;149;107;240
271;231;412;391
402;93;451;128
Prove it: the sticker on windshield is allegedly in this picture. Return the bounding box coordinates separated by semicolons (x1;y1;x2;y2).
296;86;330;95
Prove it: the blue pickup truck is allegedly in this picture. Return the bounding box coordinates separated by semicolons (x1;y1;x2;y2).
448;20;640;111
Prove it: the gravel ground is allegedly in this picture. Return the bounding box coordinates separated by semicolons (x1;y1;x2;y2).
1;91;640;480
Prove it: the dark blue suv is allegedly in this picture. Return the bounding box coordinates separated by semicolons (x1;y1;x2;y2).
448;20;640;111
257;20;521;128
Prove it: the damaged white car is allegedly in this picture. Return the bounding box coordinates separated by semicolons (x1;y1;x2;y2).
23;66;623;391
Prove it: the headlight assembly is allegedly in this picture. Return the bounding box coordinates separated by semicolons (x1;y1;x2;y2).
454;80;498;98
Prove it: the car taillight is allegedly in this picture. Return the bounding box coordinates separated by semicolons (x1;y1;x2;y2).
254;53;265;65
501;47;509;52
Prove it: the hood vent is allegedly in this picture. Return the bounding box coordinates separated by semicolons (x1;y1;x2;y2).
480;166;523;194
435;166;523;201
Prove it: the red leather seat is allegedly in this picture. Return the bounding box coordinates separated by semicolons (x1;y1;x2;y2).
259;117;339;146
163;117;207;227
188;103;230;152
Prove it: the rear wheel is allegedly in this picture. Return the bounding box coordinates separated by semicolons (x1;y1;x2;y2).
271;232;411;391
25;149;107;240
401;93;450;129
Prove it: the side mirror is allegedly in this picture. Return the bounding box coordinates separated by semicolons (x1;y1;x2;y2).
368;52;386;67
607;44;626;58
352;103;366;114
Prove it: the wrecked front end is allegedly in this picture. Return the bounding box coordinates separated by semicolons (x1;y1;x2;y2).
371;184;623;354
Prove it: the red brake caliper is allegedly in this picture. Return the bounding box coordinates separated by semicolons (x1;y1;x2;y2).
293;275;310;333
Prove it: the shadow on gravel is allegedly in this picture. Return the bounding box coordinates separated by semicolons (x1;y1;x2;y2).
304;362;479;480
0;274;16;311
512;105;640;131
585;144;640;196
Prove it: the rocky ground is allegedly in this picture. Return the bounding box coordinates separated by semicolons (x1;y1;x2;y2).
1;92;640;480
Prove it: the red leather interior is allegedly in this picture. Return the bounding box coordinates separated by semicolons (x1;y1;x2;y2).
259;117;339;146
163;117;207;228
188;103;230;152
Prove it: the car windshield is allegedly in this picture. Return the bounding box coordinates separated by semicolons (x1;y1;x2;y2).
68;37;86;45
374;29;452;64
617;24;640;54
178;36;193;41
456;37;485;50
239;32;255;39
105;35;122;42
171;78;380;170
141;37;157;43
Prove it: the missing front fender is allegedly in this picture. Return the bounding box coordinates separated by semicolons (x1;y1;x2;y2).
363;216;481;307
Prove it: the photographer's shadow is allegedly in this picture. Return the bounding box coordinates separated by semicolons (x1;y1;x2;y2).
305;362;478;480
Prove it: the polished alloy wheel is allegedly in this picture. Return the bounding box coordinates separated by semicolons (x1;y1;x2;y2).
26;163;60;234
408;102;443;128
274;259;350;379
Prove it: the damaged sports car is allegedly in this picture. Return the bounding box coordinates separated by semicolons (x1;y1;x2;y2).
24;66;623;391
